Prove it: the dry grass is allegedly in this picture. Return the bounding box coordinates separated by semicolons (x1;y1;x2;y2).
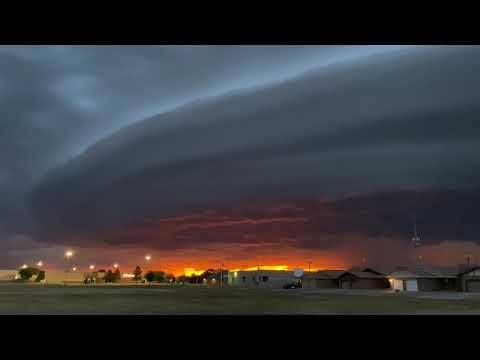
1;283;480;315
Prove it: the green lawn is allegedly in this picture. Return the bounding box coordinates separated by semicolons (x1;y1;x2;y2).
1;283;480;315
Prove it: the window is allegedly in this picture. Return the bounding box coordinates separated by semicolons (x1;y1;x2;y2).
242;276;246;283
262;276;269;282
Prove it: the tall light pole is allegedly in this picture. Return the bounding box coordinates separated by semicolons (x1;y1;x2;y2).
65;250;73;285
220;263;225;286
308;261;312;272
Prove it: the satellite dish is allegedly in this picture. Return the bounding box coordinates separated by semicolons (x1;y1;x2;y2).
293;268;304;278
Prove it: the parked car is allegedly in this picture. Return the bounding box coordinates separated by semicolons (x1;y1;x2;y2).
283;282;301;289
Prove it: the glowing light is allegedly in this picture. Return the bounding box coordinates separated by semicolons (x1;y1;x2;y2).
113;263;119;268
145;255;151;261
89;265;95;270
72;267;77;271
122;274;135;278
230;265;289;272
65;250;73;258
37;261;43;267
21;264;27;269
184;268;205;277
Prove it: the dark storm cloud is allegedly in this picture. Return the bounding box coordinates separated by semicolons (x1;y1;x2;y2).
0;46;397;216
29;45;480;248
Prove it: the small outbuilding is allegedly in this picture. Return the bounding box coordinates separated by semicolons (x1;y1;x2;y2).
228;270;299;289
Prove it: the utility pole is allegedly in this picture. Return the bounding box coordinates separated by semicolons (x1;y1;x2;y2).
308;261;312;272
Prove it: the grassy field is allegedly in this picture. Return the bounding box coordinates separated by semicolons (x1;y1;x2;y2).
1;283;480;315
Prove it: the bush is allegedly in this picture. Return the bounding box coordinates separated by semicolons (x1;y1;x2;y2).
144;271;155;283
105;270;115;283
133;266;142;282
145;271;165;283
35;271;45;282
114;269;121;282
18;267;40;281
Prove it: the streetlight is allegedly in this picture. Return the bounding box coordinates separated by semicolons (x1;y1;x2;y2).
37;261;43;267
145;255;151;261
21;264;27;269
64;250;74;285
72;267;77;271
89;265;95;270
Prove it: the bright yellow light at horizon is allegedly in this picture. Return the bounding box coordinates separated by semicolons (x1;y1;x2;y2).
229;265;290;272
145;255;151;261
184;268;206;277
65;250;73;258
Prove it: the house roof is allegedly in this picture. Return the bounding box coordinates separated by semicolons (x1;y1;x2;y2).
389;265;459;279
347;267;384;275
339;271;386;279
302;270;345;280
458;267;480;277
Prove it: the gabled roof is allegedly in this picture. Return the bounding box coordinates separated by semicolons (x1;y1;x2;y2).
302;270;345;280
389;265;459;279
339;271;386;279
347;267;384;276
458;267;480;277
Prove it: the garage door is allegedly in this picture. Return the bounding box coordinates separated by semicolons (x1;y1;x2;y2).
466;280;480;292
393;280;404;291
406;280;418;292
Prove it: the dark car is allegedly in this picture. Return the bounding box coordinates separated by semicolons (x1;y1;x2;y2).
283;282;301;289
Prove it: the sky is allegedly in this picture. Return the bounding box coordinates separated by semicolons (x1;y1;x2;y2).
2;45;480;275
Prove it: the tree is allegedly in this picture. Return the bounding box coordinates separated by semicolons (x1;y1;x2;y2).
133;265;142;283
114;268;121;282
35;271;45;282
105;270;115;283
18;267;40;281
144;271;154;283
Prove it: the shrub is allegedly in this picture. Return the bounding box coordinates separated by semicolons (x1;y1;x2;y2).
35;271;45;282
18;267;40;281
133;266;142;282
105;270;115;283
144;271;155;283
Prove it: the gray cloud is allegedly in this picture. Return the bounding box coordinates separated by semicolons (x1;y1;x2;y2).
29;46;480;247
2;45;420;264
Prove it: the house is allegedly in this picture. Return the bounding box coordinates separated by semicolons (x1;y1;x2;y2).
388;265;460;292
301;270;345;289
228;270;299;289
338;270;390;289
0;270;18;281
458;267;480;292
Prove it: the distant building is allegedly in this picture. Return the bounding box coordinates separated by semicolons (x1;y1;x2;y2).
0;270;18;281
388;265;460;292
228;270;299;289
